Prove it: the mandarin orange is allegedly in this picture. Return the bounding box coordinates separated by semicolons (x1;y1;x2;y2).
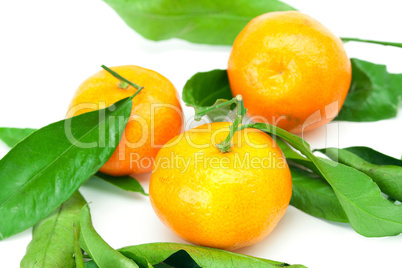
228;11;352;133
67;65;183;176
149;122;292;250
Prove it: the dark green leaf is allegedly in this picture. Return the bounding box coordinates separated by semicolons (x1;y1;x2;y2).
0;127;36;147
152;264;171;268
94;172;148;196
154;250;200;268
317;147;402;202
249;122;402;237
335;58;402;121
341;147;402;167
20;191;87;268
84;260;99;268
103;0;295;45
79;205;138;268
341;37;402;48
290;166;348;223
119;243;306;267
0;96;133;239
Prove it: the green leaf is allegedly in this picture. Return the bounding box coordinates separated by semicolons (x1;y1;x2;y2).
275;138;320;174
183;70;232;107
74;222;85;268
0;96;133;240
94;172;148;196
118;243;306;267
290;166;348;223
118;250;154;268
335;58;402;121
275;139;348;223
79;205;139;268
0;127;36;147
103;0;295;45
20;191;87;268
317;147;402;202
249;122;402;237
182;69;236;122
183;69;233;113
341;37;402;48
0;128;148;196
79;212;305;267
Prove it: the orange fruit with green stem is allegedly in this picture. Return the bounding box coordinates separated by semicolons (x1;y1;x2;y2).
228;11;352;133
67;65;183;176
149;96;292;250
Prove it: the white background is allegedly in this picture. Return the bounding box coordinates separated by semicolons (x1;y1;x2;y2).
1;0;402;267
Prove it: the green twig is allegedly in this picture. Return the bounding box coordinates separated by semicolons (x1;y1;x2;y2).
341;37;402;48
101;65;143;90
193;98;236;120
193;95;247;153
216;95;247;153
